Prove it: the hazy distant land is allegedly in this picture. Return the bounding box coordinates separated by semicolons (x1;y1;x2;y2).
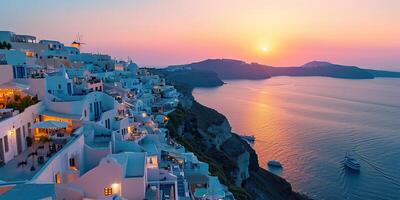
165;59;400;84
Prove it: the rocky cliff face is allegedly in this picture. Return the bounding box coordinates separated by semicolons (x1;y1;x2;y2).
166;84;309;200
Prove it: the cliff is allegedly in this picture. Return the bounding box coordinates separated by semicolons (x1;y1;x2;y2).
160;73;309;199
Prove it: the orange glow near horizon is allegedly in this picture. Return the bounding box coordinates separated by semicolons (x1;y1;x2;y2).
1;0;400;69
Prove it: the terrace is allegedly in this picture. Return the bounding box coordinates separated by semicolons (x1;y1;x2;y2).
0;129;79;182
0;82;38;112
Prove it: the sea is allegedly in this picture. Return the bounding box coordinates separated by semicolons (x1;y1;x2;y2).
193;77;400;200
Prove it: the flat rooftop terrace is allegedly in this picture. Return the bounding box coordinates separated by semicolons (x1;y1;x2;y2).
0;135;78;182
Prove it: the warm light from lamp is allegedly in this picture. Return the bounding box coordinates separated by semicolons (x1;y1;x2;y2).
111;183;121;195
8;130;15;136
25;51;34;57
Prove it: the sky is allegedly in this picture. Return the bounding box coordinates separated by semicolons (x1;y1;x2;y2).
1;0;400;70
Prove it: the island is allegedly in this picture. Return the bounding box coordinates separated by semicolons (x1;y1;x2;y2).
168;59;400;80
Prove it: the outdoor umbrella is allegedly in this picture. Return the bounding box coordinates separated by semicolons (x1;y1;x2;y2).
32;120;68;129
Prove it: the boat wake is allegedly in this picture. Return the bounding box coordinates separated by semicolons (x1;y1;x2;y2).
353;151;400;188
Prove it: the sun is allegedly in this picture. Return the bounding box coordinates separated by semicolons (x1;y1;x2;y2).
261;46;269;53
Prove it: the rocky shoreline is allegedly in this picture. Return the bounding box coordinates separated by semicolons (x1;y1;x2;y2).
156;69;310;200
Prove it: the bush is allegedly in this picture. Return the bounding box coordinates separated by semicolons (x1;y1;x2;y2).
26;136;33;147
39;135;50;143
6;95;39;112
0;41;12;50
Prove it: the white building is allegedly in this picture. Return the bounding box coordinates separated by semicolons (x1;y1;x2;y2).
56;152;147;200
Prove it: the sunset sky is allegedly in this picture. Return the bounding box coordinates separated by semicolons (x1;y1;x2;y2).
1;0;399;70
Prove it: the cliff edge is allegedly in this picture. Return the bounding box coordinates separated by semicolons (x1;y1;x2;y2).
156;73;309;199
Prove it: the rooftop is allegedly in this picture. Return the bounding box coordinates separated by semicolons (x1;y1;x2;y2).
109;152;146;178
0;133;80;182
0;183;54;200
147;168;177;182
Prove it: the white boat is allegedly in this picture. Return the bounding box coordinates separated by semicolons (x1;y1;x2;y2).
344;153;360;171
268;160;282;168
240;135;255;143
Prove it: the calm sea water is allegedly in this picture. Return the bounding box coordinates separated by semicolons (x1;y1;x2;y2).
193;77;400;200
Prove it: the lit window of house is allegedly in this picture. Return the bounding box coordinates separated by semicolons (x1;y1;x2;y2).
104;187;112;196
55;172;61;184
69;157;77;170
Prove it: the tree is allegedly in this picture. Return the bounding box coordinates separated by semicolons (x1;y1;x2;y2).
0;41;12;50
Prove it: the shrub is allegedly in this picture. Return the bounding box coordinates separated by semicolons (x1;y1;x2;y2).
26;136;33;147
39;135;50;143
0;41;12;50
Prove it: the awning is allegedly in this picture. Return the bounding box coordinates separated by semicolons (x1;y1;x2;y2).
40;109;81;120
32;120;68;129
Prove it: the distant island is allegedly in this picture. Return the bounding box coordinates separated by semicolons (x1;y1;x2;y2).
165;59;400;83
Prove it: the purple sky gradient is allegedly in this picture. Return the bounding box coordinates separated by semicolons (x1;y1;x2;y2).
1;0;399;70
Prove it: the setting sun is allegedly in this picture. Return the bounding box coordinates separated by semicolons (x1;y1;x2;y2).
261;46;269;53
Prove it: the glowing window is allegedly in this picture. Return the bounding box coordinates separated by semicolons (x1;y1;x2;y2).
104;187;112;196
55;173;61;184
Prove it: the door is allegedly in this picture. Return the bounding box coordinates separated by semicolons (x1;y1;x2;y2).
0;138;4;163
16;128;22;154
94;102;100;121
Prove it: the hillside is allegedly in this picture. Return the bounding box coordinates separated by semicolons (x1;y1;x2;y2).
169;59;271;80
168;59;400;80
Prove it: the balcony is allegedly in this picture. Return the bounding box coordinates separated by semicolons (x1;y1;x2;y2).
0;132;77;182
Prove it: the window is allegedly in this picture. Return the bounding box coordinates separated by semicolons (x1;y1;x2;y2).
4;136;8;152
89;103;93;112
67;83;72;95
58;84;61;89
104;187;112;196
54;172;61;184
27;122;32;136
84;110;87;117
69;157;76;169
105;119;109;129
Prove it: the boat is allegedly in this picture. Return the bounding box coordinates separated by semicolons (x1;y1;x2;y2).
240;135;255;143
344;153;360;171
267;160;282;168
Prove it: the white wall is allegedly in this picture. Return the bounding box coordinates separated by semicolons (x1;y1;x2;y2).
45;91;116;123
0;102;44;163
15;78;46;100
0;49;26;65
0;65;13;84
70;157;146;200
32;133;85;183
83;144;111;173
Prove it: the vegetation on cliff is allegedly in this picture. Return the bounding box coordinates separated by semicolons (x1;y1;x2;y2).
164;81;309;200
166;103;251;199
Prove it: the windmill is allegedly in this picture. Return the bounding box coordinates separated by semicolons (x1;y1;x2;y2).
71;33;86;50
